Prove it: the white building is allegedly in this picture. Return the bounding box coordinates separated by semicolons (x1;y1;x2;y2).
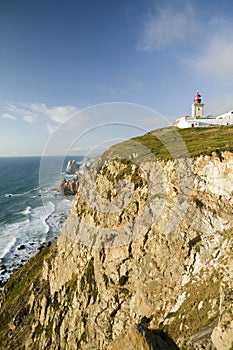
217;110;233;120
175;92;233;128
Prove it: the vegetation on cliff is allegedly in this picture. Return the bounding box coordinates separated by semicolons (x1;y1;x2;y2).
0;125;233;350
102;125;233;162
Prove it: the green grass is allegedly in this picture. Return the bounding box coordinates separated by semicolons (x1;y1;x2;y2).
1;244;52;309
100;125;233;163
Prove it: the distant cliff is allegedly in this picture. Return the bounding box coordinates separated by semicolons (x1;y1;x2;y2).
0;127;233;350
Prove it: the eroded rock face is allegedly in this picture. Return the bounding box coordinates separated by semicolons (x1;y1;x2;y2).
53;178;79;195
108;324;180;350
66;159;79;174
0;152;233;350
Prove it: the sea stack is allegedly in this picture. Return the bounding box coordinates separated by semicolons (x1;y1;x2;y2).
66;159;79;174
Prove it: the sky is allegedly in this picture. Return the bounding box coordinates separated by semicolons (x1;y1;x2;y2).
1;0;233;156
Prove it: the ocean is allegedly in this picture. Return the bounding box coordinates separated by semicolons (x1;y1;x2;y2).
0;156;83;287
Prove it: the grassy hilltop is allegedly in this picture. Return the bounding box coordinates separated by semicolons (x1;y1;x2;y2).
102;125;233;162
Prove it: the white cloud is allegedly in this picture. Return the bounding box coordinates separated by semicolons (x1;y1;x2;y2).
2;103;80;134
191;25;233;86
48;105;78;124
2;113;16;120
139;1;196;51
24;103;78;124
140;2;233;88
22;115;35;124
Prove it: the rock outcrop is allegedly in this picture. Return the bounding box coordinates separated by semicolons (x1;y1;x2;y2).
0;148;233;350
53;178;79;195
66;159;79;174
108;324;179;350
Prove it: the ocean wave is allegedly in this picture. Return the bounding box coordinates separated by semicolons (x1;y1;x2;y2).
32;186;41;191
4;190;31;198
0;236;18;260
4;193;17;198
22;206;32;215
0;202;55;259
0;197;72;285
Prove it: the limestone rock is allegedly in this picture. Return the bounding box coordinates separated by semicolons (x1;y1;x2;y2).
0;152;233;350
108;324;179;350
66;159;79;174
53;178;79;195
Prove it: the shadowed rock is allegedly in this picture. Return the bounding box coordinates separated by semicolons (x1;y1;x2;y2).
108;324;180;350
53;178;78;195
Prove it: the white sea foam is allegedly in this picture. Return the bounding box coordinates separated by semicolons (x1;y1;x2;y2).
22;206;32;215
1;182;74;287
46;198;72;231
0;236;17;260
4;190;31;198
0;201;55;260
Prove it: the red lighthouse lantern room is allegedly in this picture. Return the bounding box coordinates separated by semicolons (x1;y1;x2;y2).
194;91;201;104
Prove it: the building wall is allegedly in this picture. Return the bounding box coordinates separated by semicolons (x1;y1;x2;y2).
217;110;233;120
192;103;204;118
176;116;233;129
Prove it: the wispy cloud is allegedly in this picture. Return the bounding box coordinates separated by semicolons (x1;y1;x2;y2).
22;115;35;124
2;113;16;120
139;1;233;90
2;103;79;133
138;1;196;51
190;22;233;86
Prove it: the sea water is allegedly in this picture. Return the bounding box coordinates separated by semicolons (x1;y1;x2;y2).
0;156;83;287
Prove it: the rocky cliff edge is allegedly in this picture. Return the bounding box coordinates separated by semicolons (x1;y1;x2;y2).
0;147;233;350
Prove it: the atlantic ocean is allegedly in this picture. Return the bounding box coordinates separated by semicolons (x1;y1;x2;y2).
0;156;83;287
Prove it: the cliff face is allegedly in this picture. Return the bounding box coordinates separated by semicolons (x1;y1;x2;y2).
0;151;233;350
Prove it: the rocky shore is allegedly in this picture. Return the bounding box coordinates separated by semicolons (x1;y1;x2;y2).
53;178;79;196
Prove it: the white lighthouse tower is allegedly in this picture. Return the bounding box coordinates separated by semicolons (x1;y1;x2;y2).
192;91;204;119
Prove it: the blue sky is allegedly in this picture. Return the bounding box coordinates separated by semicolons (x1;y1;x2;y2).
1;0;233;156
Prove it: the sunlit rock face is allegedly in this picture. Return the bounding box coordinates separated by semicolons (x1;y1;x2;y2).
0;152;233;350
66;159;79;174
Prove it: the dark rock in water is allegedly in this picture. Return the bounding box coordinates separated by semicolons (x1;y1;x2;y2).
18;245;26;250
53;178;79;196
66;159;79;174
0;279;6;288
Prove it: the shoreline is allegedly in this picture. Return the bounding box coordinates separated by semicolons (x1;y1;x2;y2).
0;240;54;290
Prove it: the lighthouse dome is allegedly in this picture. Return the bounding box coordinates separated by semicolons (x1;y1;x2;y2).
194;91;201;104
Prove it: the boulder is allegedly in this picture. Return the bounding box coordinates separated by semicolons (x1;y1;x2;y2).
66;159;79;174
54;178;78;195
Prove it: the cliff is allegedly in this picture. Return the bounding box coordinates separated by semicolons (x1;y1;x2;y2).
0;126;233;350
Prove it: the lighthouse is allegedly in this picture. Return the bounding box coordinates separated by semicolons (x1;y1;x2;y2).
192;91;204;119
